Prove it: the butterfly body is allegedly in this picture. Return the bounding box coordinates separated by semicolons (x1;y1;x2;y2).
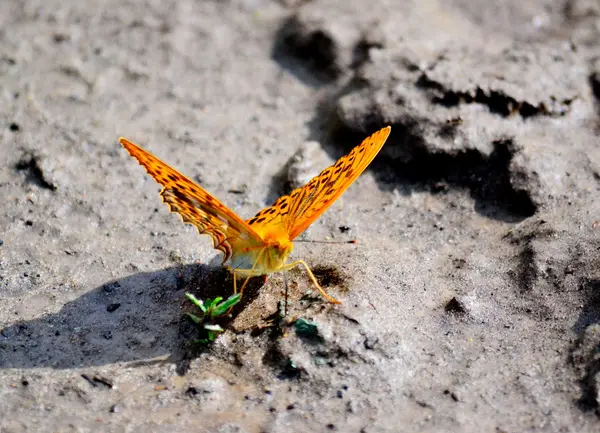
225;231;293;277
119;126;391;304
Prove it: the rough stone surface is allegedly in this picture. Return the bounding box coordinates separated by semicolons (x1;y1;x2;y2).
2;0;600;432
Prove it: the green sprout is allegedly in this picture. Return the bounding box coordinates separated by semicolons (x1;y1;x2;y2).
185;293;241;344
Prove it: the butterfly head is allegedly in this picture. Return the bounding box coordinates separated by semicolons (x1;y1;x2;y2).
262;233;293;272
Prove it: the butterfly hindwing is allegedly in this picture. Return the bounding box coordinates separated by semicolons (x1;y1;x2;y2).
248;126;391;240
119;138;264;262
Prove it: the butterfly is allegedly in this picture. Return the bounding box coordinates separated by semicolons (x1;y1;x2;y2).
119;126;391;304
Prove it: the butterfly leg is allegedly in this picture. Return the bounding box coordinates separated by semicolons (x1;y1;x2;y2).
227;271;253;315
283;260;342;304
238;275;252;297
232;271;252;298
232;248;266;299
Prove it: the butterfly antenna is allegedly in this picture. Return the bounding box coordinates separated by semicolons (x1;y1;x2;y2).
295;239;357;244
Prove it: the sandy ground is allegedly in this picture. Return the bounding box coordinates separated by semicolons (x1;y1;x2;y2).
2;0;600;431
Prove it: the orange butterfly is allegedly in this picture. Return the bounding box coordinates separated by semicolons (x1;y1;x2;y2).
119;126;391;304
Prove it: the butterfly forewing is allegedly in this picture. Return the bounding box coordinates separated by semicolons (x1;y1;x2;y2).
119;138;264;262
248;126;391;240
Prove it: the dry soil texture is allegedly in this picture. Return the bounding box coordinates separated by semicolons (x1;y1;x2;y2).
2;0;600;432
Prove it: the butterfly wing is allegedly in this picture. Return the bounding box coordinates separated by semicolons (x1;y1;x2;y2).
247;126;391;239
119;138;264;263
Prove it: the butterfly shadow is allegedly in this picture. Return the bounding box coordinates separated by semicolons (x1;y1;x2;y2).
0;262;265;371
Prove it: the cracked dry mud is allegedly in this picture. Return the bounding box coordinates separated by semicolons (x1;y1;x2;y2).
2;1;600;432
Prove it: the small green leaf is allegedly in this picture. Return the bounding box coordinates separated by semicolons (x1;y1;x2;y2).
203;324;224;332
207;297;223;309
185;293;201;304
183;293;243;344
212;293;241;317
185;312;202;324
186;293;207;313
